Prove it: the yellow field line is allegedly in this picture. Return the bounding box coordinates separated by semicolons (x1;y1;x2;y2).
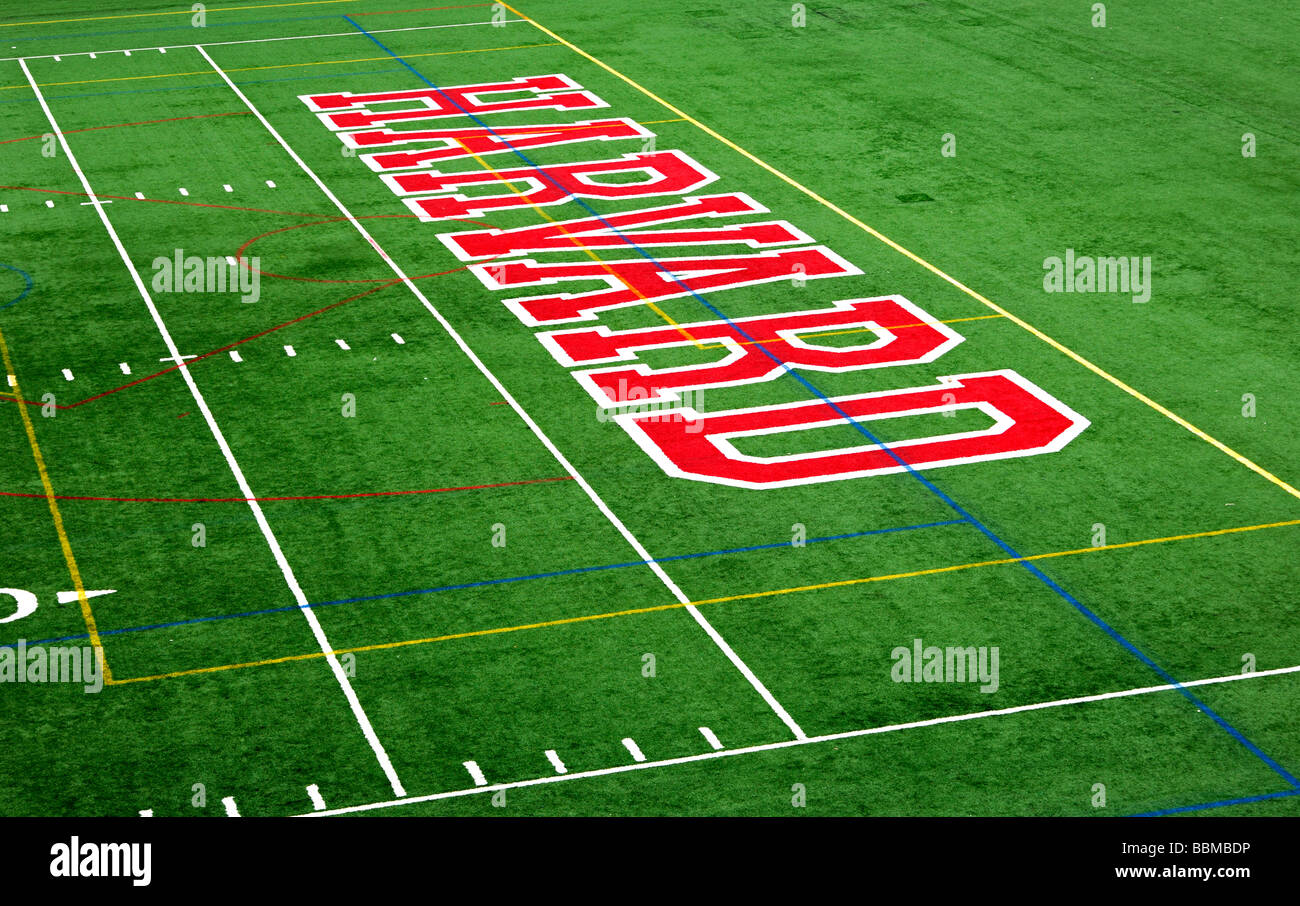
0;0;362;28
0;42;560;91
451;138;708;348
501;2;1300;504
112;516;1300;685
0;328;111;680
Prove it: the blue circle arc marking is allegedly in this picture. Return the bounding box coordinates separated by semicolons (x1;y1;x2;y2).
0;264;33;310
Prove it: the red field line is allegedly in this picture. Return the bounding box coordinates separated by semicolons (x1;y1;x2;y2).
0;476;572;504
0;111;251;146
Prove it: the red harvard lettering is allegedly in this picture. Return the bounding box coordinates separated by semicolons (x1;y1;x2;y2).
389;150;718;220
300;74;606;130
345;119;651;171
439;193;809;261
474;247;862;326
538;297;961;405
618;371;1091;488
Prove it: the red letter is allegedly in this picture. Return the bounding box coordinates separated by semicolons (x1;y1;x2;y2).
390;151;718;220
618;371;1090;488
346;118;652;171
439;193;809;260
473;246;861;325
538;297;961;405
300;74;606;130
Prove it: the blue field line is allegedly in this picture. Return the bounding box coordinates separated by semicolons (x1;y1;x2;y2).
0;517;960;651
337;16;1300;789
1131;787;1300;817
0;263;33;310
0;66;406;106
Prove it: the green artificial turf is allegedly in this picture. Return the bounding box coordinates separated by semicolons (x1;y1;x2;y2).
0;0;1295;816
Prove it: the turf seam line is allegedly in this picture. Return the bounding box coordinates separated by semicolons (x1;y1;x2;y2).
18;56;407;798
195;40;808;742
296;662;1300;816
341;14;1300;789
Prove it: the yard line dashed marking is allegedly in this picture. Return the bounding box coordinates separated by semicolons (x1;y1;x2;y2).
4;41;562;92
138;809;152;817
335;339;350;350
265;180;276;188
698;727;724;750
544;750;567;774
61;368;73;381
118;363;130;374
463;761;488;787
178;187;189;196
21;56;406;798
622;738;647;763
305;784;326;811
223;184;233;192
229;350;242;362
43;199;52;208
205;39;807;742
303;662;1300;817
284;344;296;357
221;796;240;817
390;332;404;345
134;192;144;199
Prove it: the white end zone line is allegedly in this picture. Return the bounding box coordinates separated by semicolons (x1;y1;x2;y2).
300;663;1300;817
195;44;808;743
19;56;407;800
0;20;524;63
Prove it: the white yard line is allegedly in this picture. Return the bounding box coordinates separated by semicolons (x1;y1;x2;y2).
621;737;647;762
544;749;567;774
306;784;327;811
0;20;523;63
197;44;807;742
20;56;406;799
301;663;1300;817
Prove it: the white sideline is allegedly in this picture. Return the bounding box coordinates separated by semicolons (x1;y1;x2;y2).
0;20;523;63
19;57;407;799
300;663;1300;817
196;45;808;742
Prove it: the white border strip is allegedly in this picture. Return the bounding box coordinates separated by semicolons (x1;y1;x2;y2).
196;43;807;743
19;56;406;799
301;663;1300;816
